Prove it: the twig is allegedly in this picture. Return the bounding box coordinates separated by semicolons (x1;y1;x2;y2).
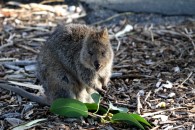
144;90;151;102
40;0;64;4
111;74;155;79
144;91;152;108
16;26;50;32
0;42;14;50
0;34;15;50
136;92;142;114
142;107;187;117
159;120;176;124
150;126;160;130
8;81;44;92
180;72;193;86
3;60;36;66
113;102;136;109
110;25;133;51
109;31;121;51
0;58;17;62
191;124;194;130
154;29;183;37
115;36;121;51
182;28;195;50
115;47;128;57
169;125;185;130
3;63;22;71
92;12;133;25
113;64;132;69
171;113;195;120
131;36;153;45
5;78;32;82
16;44;39;54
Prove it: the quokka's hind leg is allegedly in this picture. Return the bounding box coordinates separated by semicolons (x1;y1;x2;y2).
43;66;77;104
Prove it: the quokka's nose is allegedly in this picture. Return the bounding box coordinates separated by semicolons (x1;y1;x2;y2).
94;60;100;70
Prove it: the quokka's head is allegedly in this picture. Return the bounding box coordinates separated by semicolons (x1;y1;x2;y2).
80;28;113;71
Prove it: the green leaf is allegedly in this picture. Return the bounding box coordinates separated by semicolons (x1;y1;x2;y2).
109;101;128;113
84;93;101;111
85;103;108;114
85;103;98;111
85;93;108;114
112;113;145;130
50;98;88;118
91;93;102;113
91;93;101;104
131;114;151;127
12;118;46;130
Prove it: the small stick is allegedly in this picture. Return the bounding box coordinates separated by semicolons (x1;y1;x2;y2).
136;92;142;114
92;12;133;25
115;36;121;51
111;74;155;79
8;81;44;92
3;60;36;66
191;124;194;130
115;47;128;57
0;34;15;50
144;90;151;102
169;125;185;130
113;65;132;69
3;64;22;71
0;58;16;62
180;72;193;86
16;44;39;54
110;31;121;51
142;107;187;117
113;102;136;109
159;120;176;125
0;42;14;50
144;91;152;108
16;26;50;32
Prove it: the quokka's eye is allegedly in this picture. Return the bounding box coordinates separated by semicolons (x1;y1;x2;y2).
102;51;105;56
88;51;93;55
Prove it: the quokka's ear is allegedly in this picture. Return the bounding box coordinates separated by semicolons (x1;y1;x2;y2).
99;28;109;39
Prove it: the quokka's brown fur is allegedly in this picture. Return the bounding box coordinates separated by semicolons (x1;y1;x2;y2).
0;24;114;105
37;24;114;104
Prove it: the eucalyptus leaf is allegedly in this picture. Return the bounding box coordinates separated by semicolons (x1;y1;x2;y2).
131;114;151;127
50;98;88;118
109;101;128;113
85;103;98;111
12;118;46;130
91;93;102;113
112;113;145;130
91;93;101;104
85;103;107;114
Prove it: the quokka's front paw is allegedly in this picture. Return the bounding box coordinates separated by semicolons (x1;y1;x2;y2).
98;75;110;89
95;80;103;89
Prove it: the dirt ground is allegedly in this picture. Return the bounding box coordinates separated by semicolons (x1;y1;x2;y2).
0;1;195;130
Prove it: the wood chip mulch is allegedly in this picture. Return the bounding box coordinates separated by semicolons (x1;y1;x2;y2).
0;2;194;130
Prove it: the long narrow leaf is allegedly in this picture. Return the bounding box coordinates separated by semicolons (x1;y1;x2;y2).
131;114;152;127
112;113;145;130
